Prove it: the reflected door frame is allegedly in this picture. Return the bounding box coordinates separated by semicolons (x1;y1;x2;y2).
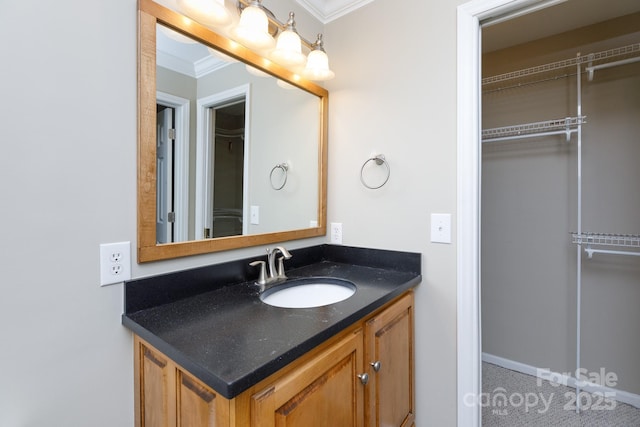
195;84;251;240
157;91;190;242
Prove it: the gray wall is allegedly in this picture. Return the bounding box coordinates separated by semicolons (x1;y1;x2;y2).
0;0;465;425
482;27;640;394
325;0;465;424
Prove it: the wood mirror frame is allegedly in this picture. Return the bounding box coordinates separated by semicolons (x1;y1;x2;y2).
137;0;328;262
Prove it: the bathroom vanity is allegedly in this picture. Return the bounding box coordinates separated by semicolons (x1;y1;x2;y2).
131;2;420;425
123;245;420;427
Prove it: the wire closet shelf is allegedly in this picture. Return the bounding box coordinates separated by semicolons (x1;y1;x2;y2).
482;42;640;87
482;116;586;143
481;42;640;144
571;233;640;258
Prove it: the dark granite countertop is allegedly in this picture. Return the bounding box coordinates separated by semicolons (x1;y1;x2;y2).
122;245;421;399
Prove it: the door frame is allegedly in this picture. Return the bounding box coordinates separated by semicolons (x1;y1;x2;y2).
195;84;251;239
156;91;190;242
456;1;557;425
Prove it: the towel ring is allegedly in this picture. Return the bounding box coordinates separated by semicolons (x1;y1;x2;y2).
360;155;390;189
270;163;289;190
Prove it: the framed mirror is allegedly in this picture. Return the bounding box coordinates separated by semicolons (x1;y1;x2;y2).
138;0;328;262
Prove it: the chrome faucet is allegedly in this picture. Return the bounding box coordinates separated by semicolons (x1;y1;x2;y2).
249;246;292;288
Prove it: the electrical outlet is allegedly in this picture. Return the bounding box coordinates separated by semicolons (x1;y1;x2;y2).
330;222;343;244
100;241;131;286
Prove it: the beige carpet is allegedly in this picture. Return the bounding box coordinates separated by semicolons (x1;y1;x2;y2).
482;362;640;426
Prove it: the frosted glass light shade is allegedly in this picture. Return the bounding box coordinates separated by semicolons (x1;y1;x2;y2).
159;25;197;44
233;5;275;50
177;0;231;28
303;49;335;81
271;30;306;67
245;64;270;78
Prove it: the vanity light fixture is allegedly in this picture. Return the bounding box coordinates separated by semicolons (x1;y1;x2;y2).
175;0;335;81
233;0;276;50
270;12;306;68
177;0;232;28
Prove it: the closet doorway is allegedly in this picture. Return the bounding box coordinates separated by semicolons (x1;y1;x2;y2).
479;1;640;425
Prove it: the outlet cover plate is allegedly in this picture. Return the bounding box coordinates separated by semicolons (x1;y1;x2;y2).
330;222;343;244
100;241;131;286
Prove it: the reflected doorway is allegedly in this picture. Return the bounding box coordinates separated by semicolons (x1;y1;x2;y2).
156;105;174;243
209;100;246;238
156;92;190;244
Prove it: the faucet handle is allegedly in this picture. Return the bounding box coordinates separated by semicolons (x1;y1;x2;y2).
249;260;267;285
276;256;287;279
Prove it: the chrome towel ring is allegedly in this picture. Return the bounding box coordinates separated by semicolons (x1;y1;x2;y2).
360;154;390;189
270;163;289;190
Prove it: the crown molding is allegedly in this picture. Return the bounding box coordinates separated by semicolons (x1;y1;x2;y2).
157;51;229;79
295;0;374;24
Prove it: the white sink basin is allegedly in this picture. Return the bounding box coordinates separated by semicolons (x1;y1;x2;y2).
260;277;356;308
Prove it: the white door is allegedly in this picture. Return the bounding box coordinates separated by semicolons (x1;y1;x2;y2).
156;107;173;243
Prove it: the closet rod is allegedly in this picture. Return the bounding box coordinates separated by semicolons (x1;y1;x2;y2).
585;248;640;259
586;56;640;80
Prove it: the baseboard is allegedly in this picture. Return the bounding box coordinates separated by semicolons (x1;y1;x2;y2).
482;353;640;409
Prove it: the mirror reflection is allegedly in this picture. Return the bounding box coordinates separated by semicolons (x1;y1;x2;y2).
155;24;320;244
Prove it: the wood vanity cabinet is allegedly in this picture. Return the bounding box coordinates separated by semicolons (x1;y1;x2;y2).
134;292;414;427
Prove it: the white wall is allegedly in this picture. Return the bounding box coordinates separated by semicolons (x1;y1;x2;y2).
1;0;463;425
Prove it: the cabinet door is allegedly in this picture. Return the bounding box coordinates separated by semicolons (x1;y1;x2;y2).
135;336;229;427
364;293;415;427
250;329;365;427
136;339;175;427
177;370;228;427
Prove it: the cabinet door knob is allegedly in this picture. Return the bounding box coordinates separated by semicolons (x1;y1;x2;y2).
357;373;369;385
370;361;381;372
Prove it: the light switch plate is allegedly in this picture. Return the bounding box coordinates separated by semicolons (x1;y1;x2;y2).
431;213;452;244
250;205;259;225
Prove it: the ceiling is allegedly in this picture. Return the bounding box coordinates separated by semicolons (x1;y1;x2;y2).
294;0;372;23
483;0;640;52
